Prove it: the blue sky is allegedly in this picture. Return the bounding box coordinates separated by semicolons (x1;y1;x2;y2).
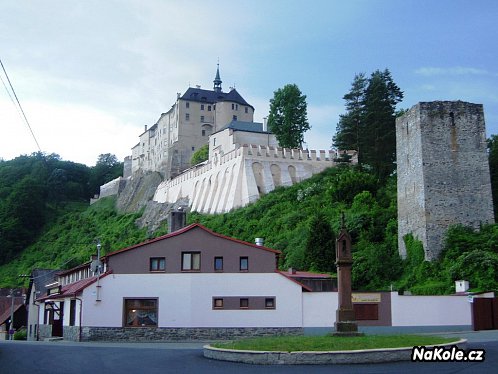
1;0;497;166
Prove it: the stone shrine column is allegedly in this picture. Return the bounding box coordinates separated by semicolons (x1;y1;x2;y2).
334;219;361;335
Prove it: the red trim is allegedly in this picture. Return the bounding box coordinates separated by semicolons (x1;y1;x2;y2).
104;223;281;259
275;270;313;292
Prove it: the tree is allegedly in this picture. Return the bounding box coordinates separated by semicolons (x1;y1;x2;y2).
268;84;310;149
304;212;336;272
89;153;123;195
191;144;209;165
333;73;367;153
362;69;403;180
333;69;403;180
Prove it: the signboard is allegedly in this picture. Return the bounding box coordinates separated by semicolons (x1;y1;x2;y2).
352;293;381;303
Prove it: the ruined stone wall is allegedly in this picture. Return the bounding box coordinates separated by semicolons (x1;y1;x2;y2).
397;101;494;260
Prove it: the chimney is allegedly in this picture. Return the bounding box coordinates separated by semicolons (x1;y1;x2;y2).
288;267;297;275
255;238;264;246
144;125;148;132
168;209;187;233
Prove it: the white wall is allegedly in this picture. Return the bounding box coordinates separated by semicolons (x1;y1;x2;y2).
81;273;304;328
302;292;337;327
391;293;472;326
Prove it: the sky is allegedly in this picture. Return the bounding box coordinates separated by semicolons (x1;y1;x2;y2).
1;0;497;166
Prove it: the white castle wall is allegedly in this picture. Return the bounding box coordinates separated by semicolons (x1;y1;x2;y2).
154;145;355;214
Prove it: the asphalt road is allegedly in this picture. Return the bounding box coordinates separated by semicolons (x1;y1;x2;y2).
0;338;497;374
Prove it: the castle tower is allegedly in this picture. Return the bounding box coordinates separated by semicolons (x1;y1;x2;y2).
396;101;494;260
213;64;222;93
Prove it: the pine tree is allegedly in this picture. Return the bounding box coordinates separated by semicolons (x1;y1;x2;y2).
268;84;310;149
304;212;336;272
333;69;403;180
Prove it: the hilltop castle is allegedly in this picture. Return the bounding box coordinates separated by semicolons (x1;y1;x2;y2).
96;67;356;213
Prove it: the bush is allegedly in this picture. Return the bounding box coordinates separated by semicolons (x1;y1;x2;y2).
13;328;27;340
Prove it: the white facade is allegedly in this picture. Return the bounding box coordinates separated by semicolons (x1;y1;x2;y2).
81;273;304;328
391;293;472;326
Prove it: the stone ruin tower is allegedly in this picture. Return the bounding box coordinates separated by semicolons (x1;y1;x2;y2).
396;101;494;260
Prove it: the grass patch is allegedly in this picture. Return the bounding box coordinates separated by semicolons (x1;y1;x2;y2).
212;334;458;352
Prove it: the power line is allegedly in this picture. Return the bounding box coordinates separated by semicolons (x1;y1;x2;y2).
0;58;42;153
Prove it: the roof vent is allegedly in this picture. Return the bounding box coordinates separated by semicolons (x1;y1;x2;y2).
255;238;264;246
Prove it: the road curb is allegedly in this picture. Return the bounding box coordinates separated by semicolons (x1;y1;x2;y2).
203;339;467;365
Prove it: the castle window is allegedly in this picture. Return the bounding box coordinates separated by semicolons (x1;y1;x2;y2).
185;113;190;121
202;130;206;136
201;115;205;122
232;103;235;110
208;105;212;111
245;107;248;113
236;104;239;110
201;104;205;110
213;138;216;146
192;147;195;151
186;102;190;109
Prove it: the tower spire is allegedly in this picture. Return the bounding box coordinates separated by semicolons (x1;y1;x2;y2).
213;62;222;93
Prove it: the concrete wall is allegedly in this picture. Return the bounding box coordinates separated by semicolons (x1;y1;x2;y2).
391;293;472;326
81;273;304;328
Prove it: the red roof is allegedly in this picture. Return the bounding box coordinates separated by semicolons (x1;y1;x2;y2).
104;223;281;258
37;272;111;302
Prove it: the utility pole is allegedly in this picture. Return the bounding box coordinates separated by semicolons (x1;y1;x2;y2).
8;289;15;340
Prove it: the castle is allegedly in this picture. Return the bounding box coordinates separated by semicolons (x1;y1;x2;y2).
396;101;494;260
96;67;357;213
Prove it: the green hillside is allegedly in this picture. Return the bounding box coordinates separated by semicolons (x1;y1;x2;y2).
1;159;497;294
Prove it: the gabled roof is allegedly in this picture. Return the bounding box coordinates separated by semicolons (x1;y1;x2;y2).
213;121;271;136
0;301;25;325
104;223;281;258
180;87;253;109
26;269;60;305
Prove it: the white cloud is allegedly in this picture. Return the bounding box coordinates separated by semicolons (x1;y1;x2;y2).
414;66;494;76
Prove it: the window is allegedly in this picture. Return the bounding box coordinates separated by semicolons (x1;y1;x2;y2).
213;298;224;309
182;252;201;271
245;106;248;113
185;113;190;121
186;102;190;108
214;257;223;271
201;104;204;110
192;146;195;151
213;138;216;146
124;299;158;327
236;104;239;110
202;130;206;136
240;298;249;308
150;257;165;272
240;257;248;271
208;105;212;111
201;115;204;122
265;298;275;309
233;115;237;121
231;103;235;110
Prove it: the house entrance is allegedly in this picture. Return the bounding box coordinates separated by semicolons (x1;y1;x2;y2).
45;301;64;337
472;297;498;330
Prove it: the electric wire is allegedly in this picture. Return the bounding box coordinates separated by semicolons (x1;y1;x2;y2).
0;58;42;153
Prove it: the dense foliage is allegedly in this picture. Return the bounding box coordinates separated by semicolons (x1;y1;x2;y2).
0;152;123;266
0;196;166;287
190;144;209;166
268;84;310;149
333;69;403;180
